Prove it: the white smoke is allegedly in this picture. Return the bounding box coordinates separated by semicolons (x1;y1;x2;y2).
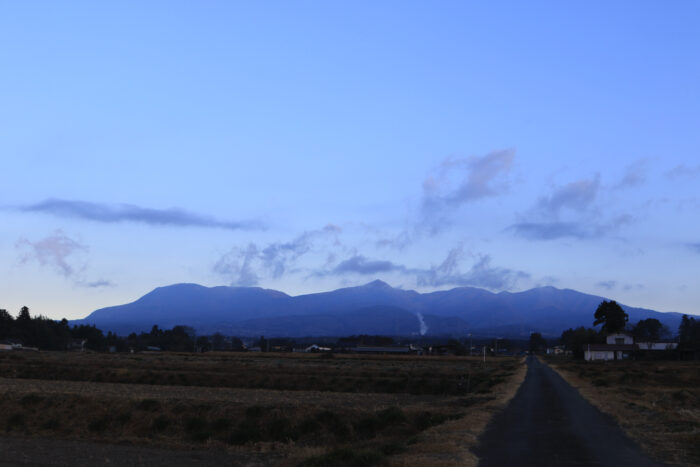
416;312;428;336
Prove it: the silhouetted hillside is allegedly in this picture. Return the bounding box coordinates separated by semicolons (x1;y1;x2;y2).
73;281;684;337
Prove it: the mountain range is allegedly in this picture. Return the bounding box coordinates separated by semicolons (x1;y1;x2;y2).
72;280;684;338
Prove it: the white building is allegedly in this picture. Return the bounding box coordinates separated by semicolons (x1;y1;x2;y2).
583;333;678;361
635;342;678;351
584;333;635;361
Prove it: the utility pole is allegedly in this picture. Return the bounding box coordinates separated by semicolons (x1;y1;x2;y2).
469;333;473;357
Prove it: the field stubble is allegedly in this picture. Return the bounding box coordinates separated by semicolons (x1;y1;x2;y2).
546;357;700;467
0;351;525;466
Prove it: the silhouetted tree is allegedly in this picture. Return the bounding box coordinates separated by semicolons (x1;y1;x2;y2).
211;332;226;350
560;327;603;359
71;324;105;351
679;315;700;344
17;306;31;322
593;300;628;334
632;318;663;341
529;332;547;353
196;336;210;352
0;309;13;339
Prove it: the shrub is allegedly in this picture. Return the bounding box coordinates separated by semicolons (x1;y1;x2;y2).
267;415;296;441
6;413;25;431
20;394;43;408
115;412;132;424
315;410;349;437
227;419;262;445
151;415;171;432
245;405;265;419
41;418;60;430
136;399;160;411
379;441;406;455
299;447;385;467
412;411;458;431
88;416;110;433
354;417;379;439
299;417;321;435
211;418;231;432
377;406;405;426
183;416;207;433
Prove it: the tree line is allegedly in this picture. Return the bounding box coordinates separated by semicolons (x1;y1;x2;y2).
0;306;242;352
547;301;700;359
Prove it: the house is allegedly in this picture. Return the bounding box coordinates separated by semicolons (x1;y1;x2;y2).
635;342;678;351
546;345;569;356
304;344;332;353
607;333;633;345
583;333;636;361
68;339;87;351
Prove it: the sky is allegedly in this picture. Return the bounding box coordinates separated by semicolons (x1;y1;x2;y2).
1;1;699;320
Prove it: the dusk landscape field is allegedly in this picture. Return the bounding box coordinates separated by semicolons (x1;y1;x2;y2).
0;351;525;466
2;1;700;466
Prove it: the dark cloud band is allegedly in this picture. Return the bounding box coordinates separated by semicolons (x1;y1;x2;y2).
22;199;263;231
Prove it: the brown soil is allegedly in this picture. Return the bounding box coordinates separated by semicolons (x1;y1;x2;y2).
0;351;525;466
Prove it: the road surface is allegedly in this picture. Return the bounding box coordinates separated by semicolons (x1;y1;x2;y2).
474;356;661;467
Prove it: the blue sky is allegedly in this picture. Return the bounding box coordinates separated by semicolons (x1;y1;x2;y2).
1;1;699;320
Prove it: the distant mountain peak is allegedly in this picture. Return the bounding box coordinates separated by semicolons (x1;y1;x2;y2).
74;280;682;338
362;279;392;288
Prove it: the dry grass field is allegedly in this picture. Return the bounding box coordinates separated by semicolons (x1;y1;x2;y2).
0;351;525;466
546;357;700;467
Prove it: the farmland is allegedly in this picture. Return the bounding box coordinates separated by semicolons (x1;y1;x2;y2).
0;351;525;466
546;358;700;466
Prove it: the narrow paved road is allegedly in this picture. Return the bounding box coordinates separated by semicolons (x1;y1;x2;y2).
474;356;661;467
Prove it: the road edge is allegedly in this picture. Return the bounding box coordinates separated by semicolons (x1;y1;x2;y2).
390;357;528;467
543;358;667;466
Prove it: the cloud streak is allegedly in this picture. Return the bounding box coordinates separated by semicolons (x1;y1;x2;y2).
687;243;700;254
331;255;406;275
509;215;634;241
16;230;115;288
423;149;515;205
421;149;515;232
317;247;528;291
261;224;342;278
597;280;617;290
213;225;344;286
213;243;260;286
509;173;636;241
16;230;87;277
615;160;647;189
666;164;700;180
536;175;600;217
415;247;529;290
21;198;263;231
